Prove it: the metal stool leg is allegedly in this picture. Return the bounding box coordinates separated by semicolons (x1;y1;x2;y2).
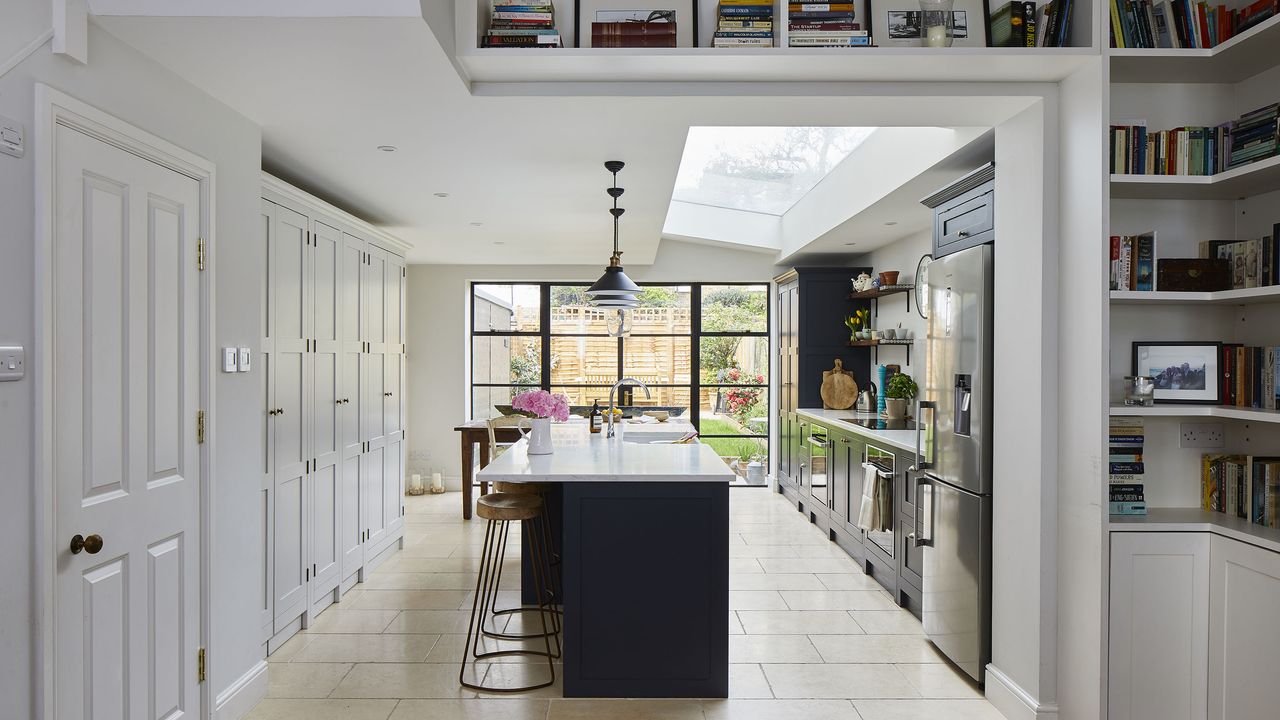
483;504;562;644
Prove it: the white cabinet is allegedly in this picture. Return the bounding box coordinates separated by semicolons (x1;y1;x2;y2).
1109;532;1210;720
260;174;409;652
1207;536;1280;720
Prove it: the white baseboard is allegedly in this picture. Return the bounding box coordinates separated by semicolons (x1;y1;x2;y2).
213;660;268;720
986;664;1059;720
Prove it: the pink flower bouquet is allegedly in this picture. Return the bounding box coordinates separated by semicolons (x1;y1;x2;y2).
511;390;571;422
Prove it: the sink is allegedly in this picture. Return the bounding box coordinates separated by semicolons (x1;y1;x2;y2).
622;431;698;444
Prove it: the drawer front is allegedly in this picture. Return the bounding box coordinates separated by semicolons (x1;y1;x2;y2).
934;183;994;256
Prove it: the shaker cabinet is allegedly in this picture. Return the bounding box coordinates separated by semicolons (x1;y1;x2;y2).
261;174;409;653
1207;535;1280;720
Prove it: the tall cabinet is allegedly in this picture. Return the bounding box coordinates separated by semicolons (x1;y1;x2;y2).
260;174;408;652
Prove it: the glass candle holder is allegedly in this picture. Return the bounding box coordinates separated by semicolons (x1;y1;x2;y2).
919;0;955;47
1123;376;1156;407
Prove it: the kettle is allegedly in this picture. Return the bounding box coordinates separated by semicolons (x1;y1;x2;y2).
857;382;878;412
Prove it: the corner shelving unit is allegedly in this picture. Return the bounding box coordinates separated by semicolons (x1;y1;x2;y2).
1110;285;1280;305
1108;404;1280;424
1108;14;1280;84
1109;154;1280;200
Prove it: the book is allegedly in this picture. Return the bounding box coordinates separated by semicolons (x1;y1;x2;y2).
990;1;1028;45
716;0;776;47
1110;501;1148;515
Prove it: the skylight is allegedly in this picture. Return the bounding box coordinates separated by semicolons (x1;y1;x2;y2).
672;127;877;216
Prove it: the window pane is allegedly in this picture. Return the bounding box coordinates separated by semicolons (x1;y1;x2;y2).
699;386;768;437
550;386;614;412
551;386;692;419
550;336;618;385
471;386;521;421
701;285;768;333
473;284;540;332
550;285;599;334
472;336;541;385
623;336;691;386
630;286;691;334
701;436;769;474
699;335;769;384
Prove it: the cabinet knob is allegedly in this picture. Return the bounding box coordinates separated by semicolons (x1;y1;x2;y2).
957;230;970;238
268;409;277;416
276;408;285;415
384;392;392;397
70;533;104;555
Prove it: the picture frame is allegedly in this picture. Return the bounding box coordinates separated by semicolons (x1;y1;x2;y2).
873;0;988;46
1131;341;1222;405
575;0;699;48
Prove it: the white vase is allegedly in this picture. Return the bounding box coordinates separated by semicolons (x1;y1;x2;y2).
519;417;554;455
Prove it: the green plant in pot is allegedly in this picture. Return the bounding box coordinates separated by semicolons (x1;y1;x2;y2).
883;372;918;419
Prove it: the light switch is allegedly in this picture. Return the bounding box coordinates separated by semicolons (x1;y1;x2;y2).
222;347;237;373
0;115;24;159
238;347;251;372
0;346;24;381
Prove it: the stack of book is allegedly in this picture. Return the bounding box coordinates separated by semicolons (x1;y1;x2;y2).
1228;103;1279;169
1217;345;1280;409
1109;231;1157;291
1033;0;1076;45
1111;417;1147;516
1109;122;1232;175
483;1;562;47
1199;230;1280;289
1109;0;1278;48
787;2;869;47
714;0;775;47
1202;454;1280;527
591;11;677;47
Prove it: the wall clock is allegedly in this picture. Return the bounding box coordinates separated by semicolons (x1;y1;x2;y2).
914;254;932;319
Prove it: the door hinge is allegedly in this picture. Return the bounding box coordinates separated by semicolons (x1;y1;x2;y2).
196;410;205;444
197;237;206;271
197;647;206;683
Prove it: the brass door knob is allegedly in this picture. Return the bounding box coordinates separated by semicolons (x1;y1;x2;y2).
70;533;104;555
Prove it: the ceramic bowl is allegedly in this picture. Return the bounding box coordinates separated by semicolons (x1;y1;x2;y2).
880;270;901;286
643;410;670;422
881;329;896;340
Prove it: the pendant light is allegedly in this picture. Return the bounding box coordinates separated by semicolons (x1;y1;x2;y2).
587;161;641;308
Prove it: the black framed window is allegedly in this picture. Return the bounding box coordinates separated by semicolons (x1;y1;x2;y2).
470;282;769;466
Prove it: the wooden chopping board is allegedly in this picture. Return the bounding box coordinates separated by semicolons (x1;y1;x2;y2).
820;359;858;410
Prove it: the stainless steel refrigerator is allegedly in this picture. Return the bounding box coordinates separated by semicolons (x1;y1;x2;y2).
912;243;993;684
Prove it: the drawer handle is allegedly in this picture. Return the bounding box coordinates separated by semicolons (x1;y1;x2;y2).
957;230;970;238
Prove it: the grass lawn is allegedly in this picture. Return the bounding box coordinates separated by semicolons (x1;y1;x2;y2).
700;418;766;461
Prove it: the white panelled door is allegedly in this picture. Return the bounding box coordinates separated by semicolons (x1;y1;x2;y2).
309;221;342;601
339;233;364;578
52;124;202;720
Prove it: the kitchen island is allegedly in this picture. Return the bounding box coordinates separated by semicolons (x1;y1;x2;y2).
477;422;734;698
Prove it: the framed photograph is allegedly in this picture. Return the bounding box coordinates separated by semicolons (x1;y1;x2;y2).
1132;341;1222;405
874;0;988;46
576;1;698;47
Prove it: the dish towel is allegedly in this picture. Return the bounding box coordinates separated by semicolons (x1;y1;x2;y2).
856;463;879;531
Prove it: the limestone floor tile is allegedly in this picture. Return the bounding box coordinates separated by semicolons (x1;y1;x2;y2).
291;633;439;663
848;611;925;635
740;532;831;546
793;544;863;559
396;543;463;559
759;558;863;574
730;663;775;698
730;558;766;574
816;573;886;591
729;612;745;635
853;699;1005;720
729;590;790;610
379;557;507;574
762;663;920;699
895;663;984;699
547;699;706;720
702;699;864;720
387;699;550;720
729;634;824;663
306;608;400;634
730;573;826;591
331;662;479;698
454;589;522;611
476;663;562;697
370;572;516;591
427;633;557;664
383;610;474;634
266;662;353;698
246;698;398;720
778;591;898;612
268;632;314;663
729;544;800;559
807;635;945;664
737;610;866;635
349;589;473;610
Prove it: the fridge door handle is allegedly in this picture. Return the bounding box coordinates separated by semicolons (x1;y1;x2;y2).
915;400;937;469
914;475;934;548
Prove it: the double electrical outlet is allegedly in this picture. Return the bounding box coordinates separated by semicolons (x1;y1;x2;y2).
1179;422;1225;449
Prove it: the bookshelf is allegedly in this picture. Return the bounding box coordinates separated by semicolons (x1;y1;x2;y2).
1110;285;1280;305
1109;154;1280;200
1110;507;1280;554
1108;14;1280;84
1109;404;1280;425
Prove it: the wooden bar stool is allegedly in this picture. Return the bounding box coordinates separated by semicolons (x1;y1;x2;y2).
460;492;558;692
483;481;562;644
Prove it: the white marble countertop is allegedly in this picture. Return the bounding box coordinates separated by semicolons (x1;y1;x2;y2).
796;408;919;454
478;421;737;483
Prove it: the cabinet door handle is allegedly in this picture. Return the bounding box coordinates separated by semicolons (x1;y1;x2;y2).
384;392;392;397
276;408;285;416
268;409;277;416
957;230;970;238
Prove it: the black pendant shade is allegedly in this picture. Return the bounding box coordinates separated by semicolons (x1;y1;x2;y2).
588;161;640;307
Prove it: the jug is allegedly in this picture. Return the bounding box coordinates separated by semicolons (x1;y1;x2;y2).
856;382;878;412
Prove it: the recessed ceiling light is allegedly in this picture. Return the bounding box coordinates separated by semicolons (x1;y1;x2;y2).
494;241;506;245
844;242;857;246
469;222;484;227
884;221;898;226
433;192;449;198
377;145;397;152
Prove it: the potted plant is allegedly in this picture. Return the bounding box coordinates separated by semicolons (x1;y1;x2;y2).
883;372;918;419
844;309;870;342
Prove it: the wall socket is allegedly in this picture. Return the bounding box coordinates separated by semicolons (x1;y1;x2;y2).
1180;422;1225;448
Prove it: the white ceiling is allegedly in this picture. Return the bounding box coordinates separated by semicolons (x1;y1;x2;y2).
95;13;1007;265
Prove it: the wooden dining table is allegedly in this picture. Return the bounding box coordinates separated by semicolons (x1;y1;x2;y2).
453;420;523;519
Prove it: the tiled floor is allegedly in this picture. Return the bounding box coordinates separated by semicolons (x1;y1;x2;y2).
250;488;1001;720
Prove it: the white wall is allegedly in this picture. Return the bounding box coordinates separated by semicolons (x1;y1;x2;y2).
0;22;264;718
856;230;931;382
404;239;783;487
0;0;49;72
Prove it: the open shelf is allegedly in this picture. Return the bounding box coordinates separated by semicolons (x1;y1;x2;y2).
848;285;914;300
1110;154;1280;200
1108;15;1280;84
848;338;915;364
1110;285;1280;305
1109;405;1280;424
1109;507;1280;553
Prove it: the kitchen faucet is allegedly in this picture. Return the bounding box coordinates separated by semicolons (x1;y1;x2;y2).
607;377;651;438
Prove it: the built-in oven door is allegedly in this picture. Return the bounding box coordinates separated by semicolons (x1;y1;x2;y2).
863;444;896;560
807;426;830;508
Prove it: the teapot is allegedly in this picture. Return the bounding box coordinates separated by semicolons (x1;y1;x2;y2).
852;273;875;293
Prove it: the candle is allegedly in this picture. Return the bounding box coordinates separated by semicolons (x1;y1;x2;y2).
430;472;444;494
925;24;948;46
408;473;424;495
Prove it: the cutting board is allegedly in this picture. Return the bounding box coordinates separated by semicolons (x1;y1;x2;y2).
820;359;858;410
